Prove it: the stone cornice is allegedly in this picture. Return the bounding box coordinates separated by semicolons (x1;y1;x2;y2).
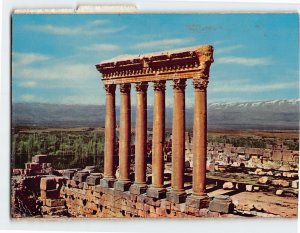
96;45;213;84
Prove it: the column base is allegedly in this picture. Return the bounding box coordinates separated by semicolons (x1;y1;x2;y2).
86;175;101;186
146;187;166;199
114;180;131;192
186;194;211;209
166;190;187;204
208;195;234;214
100;178;115;188
130;183;147;195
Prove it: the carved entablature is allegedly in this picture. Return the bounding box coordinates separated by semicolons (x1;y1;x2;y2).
96;45;214;85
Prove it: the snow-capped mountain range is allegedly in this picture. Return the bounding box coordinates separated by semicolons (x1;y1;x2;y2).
12;99;299;130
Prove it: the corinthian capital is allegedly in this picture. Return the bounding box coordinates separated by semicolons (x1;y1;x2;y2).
153;80;166;92
120;83;131;94
193;78;209;90
196;45;214;79
172;79;186;91
104;84;116;94
136;82;148;92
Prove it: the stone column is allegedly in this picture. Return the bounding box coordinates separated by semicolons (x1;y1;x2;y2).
186;78;210;208
167;79;187;204
130;82;148;194
100;84;116;188
114;83;132;191
147;80;166;199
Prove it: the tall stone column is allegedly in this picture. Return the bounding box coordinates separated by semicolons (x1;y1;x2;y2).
167;79;187;204
147;80;166;199
114;83;132;191
130;82;148;194
186;78;210;208
100;84;116;188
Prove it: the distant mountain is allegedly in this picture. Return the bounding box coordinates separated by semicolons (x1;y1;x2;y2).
12;100;299;130
206;99;299;130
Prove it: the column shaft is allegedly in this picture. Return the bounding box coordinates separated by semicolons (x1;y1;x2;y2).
192;79;208;195
134;82;148;184
171;79;186;193
103;84;116;179
119;83;131;182
152;81;166;188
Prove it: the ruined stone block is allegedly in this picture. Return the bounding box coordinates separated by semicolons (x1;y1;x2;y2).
186;195;211;209
245;185;253;192
208;195;234;214
73;171;89;182
292;180;299;189
32;154;48;164
271;179;290;187
114;180;131;192
166;191;187;204
62;170;76;180
223;182;234;190
146;187;166;199
40;189;60;199
100;178;115;188
86;175;101;186
40;177;57;190
25;163;41;171
130;184;147;195
45;198;66;207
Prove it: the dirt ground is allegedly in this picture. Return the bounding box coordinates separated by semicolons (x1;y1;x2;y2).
208;129;299;140
222;191;298;217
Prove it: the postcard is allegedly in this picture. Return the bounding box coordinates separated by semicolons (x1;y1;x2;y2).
11;12;299;219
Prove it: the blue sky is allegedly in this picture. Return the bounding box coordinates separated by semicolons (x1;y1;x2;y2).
12;13;299;106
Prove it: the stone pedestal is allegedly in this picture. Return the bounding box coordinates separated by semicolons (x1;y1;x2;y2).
86;175;101;186
130;183;147;195
186;194;211;209
166;191;187;204
100;178;115;188
208;195;234;214
147;187;166;199
114;180;131;192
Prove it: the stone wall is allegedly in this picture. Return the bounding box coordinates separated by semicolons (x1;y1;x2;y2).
60;180;221;218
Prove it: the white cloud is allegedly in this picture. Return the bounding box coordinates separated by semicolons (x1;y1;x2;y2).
21;94;35;101
133;38;194;49
79;43;119;52
88;19;110;26
13;62;97;81
217;56;272;66
19;81;37;88
24;24;126;36
210;81;299;93
215;45;244;54
13;52;51;65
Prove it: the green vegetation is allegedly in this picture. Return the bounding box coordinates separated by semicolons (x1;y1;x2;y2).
207;135;299;150
12;129;105;171
207;135;268;148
